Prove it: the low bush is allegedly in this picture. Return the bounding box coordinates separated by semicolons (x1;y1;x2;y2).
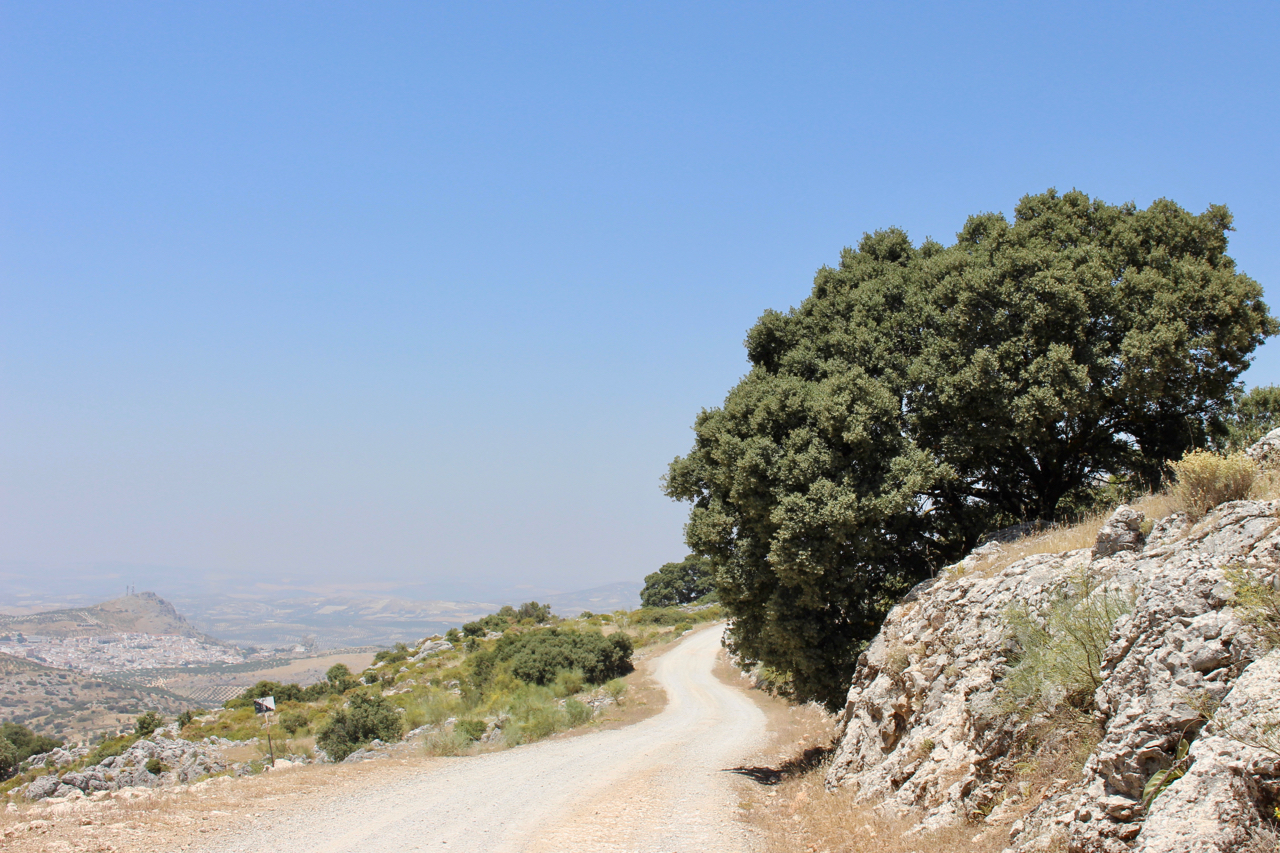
423;729;470;756
1170;449;1258;519
373;645;410;666
455;718;487;741
483;629;633;687
134;711;164;738
225;680;334;709
551;669;584;698
1225;564;1280;650
0;722;60;768
603;678;627;704
316;693;402;761
1000;567;1132;715
88;733;137;766
280;710;310;735
631;608;686;626
564;698;593;727
145;757;167;775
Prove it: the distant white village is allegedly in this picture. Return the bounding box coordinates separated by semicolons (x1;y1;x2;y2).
0;632;247;673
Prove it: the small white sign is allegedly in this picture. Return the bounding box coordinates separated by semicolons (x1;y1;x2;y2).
254;696;276;714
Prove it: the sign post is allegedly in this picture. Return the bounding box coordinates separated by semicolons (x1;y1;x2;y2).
253;696;276;767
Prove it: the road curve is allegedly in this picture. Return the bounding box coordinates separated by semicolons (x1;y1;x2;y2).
192;626;767;853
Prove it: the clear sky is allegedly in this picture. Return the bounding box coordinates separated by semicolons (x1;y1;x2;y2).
3;2;1278;599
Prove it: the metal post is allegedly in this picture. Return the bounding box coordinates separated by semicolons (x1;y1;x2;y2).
266;712;276;766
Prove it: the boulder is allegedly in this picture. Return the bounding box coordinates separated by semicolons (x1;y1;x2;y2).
24;774;61;801
1245;426;1280;469
1092;505;1146;558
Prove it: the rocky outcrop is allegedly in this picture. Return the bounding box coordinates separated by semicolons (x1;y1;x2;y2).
22;736;231;801
1246;426;1280;469
826;498;1280;852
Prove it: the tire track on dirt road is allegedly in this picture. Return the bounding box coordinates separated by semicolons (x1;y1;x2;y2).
190;625;768;853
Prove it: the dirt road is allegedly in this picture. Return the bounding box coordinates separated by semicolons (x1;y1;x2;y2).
190;625;767;853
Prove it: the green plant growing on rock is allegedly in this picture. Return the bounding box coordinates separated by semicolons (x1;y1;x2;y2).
1225;564;1280;650
134;711;164;738
1000;568;1133;715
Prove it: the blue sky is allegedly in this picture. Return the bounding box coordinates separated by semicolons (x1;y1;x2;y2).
2;2;1278;599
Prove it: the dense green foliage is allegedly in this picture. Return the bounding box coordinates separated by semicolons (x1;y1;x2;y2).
469;628;633;687
372;644;410;666
134;711;164;738
225;679;334;708
666;189;1276;709
315;692;403;762
1223;385;1280;450
641;554;715;607
0;722;61;777
462;601;553;637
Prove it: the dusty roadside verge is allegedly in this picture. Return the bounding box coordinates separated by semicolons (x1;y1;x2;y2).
0;625;737;853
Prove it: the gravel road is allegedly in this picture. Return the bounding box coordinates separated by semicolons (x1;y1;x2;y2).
190;625;767;853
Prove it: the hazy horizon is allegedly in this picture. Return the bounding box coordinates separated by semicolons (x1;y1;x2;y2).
4;4;1279;599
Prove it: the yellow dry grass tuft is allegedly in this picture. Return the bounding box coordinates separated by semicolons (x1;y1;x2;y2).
1170;450;1258;520
962;490;1191;579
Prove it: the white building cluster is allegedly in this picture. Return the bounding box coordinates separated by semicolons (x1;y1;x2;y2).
0;632;245;673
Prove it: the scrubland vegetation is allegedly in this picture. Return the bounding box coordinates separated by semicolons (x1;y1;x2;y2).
0;600;722;798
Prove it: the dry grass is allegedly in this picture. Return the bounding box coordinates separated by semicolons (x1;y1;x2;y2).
719;655;1009;853
964;515;1108;578
747;769;1012;853
1170;450;1258;520
730;674;1097;853
963;490;1190;579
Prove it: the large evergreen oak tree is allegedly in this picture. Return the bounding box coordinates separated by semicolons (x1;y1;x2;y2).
664;189;1277;709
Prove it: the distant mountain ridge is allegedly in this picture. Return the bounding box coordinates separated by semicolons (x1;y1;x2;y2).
0;591;219;643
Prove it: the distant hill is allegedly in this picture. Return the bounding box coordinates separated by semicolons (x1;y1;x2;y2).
0;592;220;643
0;652;193;743
541;582;643;616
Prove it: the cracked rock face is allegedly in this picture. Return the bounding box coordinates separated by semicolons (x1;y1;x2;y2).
825;499;1280;852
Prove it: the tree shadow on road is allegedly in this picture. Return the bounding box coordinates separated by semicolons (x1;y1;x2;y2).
724;744;833;786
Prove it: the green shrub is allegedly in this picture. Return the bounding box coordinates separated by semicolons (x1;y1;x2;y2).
564;698;592;727
455;718;487;741
0;737;17;778
225;680;332;709
176;710;196;729
631;608;685;626
134;711;164;738
315;693;403;761
603;679;627;704
412;691;464;727
0;723;60;766
280;710;310;735
1225;564;1280;649
1170;450;1258;519
372;645;410;666
551;669;584;698
423;729;470;756
145;757;167;775
491;629;633;686
1000;568;1132;715
88;733;137;765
